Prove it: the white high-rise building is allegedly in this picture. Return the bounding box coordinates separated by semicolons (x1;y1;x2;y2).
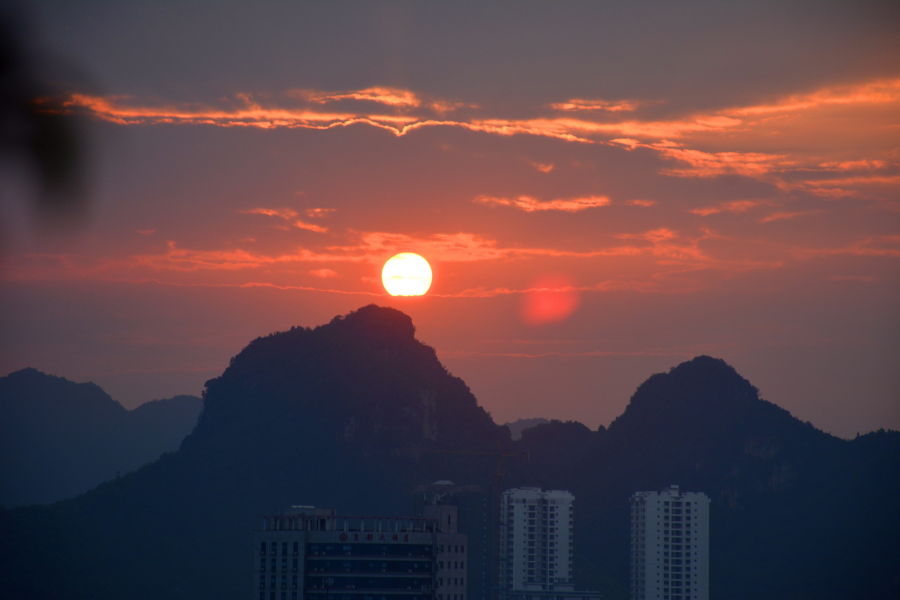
630;485;710;600
500;488;574;594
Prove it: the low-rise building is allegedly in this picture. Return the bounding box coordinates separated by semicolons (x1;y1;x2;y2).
253;506;466;600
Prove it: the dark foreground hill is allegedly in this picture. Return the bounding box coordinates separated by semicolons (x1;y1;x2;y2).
0;305;897;600
0;369;202;506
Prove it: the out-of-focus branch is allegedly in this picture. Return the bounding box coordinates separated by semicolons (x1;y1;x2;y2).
0;9;89;219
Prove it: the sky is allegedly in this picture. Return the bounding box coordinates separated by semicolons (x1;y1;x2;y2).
0;1;898;438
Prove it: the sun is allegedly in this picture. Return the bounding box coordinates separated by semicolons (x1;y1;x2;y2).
382;253;432;296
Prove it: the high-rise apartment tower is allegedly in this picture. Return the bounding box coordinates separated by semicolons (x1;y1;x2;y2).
500;488;574;594
630;485;709;600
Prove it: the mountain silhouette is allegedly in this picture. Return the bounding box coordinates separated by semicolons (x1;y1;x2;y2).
0;307;897;600
509;356;900;599
0;368;202;506
504;417;550;440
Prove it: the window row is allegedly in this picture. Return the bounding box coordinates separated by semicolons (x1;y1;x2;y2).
261;541;300;556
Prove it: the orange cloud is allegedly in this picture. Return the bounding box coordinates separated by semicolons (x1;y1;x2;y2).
550;98;639;112
474;194;610;212
310;268;339;278
626;199;656;207
819;159;887;171
64;78;900;190
4;222;820;299
296;87;420;108
294;219;328;233
759;210;820;223
305;208;336;218
727;78;900;116
691;200;771;216
657;146;792;178
340;232;509;263
240;207;329;232
60;92;741;143
241;207;298;219
429;100;473;115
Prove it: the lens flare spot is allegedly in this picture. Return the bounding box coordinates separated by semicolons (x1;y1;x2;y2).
382;253;433;296
520;276;580;325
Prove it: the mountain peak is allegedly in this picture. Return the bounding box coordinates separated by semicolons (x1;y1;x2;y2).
0;367;120;412
607;355;792;445
195;305;496;458
629;354;759;412
328;304;416;344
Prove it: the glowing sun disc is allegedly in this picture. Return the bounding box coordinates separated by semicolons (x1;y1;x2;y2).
382;253;433;296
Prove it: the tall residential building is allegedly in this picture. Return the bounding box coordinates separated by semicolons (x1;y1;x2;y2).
630;485;710;600
500;488;574;594
253;506;466;600
412;481;494;600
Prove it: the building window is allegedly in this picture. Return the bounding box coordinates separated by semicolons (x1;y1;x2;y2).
261;542;267;556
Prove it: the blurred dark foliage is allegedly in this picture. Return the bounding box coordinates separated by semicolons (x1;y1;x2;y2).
0;368;202;506
0;305;897;600
0;9;87;215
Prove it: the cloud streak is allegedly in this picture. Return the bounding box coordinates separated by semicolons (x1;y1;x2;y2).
474;194;610;212
63;78;900;203
241;207;330;232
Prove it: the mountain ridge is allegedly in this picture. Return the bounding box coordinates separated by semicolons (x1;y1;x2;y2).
0;305;896;600
0;368;202;506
